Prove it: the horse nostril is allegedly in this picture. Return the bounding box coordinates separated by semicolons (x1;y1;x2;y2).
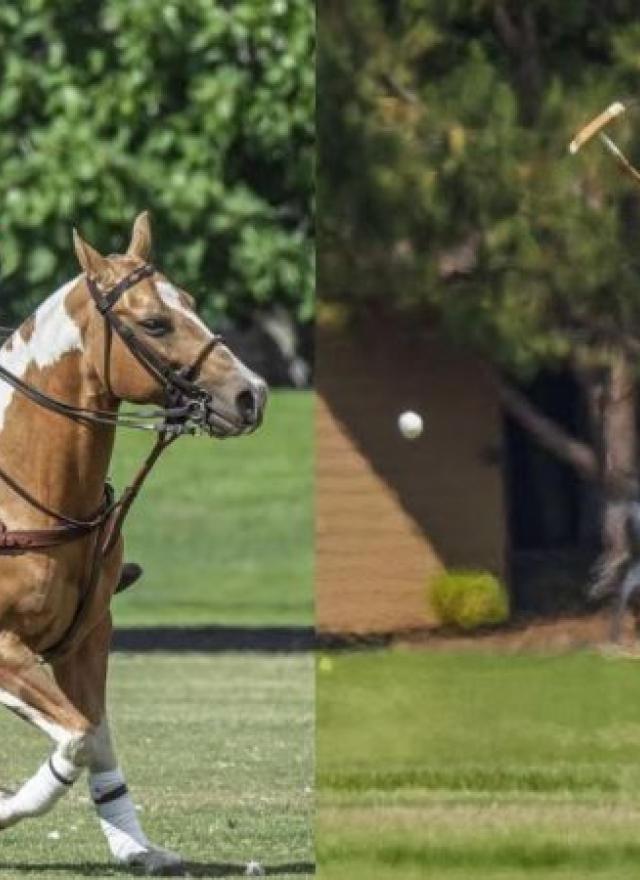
236;389;257;425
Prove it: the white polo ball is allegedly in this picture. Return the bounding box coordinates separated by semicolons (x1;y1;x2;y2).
245;861;265;876
398;411;423;440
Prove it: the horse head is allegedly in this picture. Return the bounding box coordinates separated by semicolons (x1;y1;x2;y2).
73;212;267;437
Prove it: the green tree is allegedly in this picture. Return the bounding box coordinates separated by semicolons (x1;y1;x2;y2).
320;0;640;565
0;0;314;325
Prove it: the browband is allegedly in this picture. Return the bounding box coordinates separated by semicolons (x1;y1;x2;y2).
91;263;156;314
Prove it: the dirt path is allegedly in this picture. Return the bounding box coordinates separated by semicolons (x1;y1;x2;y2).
395;610;638;653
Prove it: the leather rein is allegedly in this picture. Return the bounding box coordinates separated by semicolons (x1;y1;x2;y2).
0;263;226;661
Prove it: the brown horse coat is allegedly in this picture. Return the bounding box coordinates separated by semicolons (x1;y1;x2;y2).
0;213;266;873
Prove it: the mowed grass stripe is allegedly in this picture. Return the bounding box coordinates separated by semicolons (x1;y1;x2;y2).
319;763;621;793
111;389;312;627
318;840;640;871
317;649;640;879
320;865;640;880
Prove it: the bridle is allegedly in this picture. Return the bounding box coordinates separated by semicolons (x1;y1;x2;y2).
0;264;237;435
0;262;233;662
86;263;228;435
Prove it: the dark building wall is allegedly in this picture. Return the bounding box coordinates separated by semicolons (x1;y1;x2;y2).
316;317;507;633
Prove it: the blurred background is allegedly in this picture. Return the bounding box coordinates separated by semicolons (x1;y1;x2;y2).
318;0;640;631
317;6;640;880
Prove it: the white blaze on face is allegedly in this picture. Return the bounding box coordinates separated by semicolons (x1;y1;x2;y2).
155;279;265;393
0;278;83;430
155;280;211;335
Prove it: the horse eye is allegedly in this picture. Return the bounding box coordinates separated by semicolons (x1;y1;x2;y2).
137;316;173;337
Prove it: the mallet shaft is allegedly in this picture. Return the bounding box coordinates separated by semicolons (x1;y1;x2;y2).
599;132;640;186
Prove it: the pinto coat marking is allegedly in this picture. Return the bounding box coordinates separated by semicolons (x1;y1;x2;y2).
0;279;83;429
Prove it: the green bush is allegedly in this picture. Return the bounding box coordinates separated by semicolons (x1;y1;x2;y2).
431;570;509;631
0;0;314;324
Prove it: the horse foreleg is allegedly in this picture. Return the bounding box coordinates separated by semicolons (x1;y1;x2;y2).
0;642;94;828
52;616;184;875
84;716;184;874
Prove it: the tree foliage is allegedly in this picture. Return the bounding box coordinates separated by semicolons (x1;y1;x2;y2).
319;0;640;379
0;0;314;324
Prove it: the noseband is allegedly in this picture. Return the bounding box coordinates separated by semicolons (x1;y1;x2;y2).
0;263;232;663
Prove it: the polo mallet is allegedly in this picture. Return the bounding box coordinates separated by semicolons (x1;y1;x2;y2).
571;101;640;642
569;99;640;186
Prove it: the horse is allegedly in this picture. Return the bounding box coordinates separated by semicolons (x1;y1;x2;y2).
0;212;267;874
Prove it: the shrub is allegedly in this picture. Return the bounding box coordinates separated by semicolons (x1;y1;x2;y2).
431;569;509;631
0;0;314;325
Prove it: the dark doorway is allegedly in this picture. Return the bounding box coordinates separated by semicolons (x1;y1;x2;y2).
503;369;597;615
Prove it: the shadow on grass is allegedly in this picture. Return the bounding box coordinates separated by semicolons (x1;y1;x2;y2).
111;626;315;653
185;863;315;877
0;861;316;877
112;625;440;654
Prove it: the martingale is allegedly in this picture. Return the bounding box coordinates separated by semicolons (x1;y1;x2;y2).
0;262;232;662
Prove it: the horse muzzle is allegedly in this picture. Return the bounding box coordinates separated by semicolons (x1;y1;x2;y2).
191;380;267;438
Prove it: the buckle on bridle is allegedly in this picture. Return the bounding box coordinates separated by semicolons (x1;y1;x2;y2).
161;393;210;436
186;398;209;428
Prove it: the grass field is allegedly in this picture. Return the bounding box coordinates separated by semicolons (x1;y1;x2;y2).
110;389;312;628
0;653;314;879
317;649;640;879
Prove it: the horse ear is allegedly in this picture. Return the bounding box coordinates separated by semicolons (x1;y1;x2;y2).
73;229;109;278
127;211;152;260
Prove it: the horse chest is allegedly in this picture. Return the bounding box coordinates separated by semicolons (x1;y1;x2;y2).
2;553;86;637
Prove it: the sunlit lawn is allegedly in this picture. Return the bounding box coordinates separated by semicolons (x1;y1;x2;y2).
317;649;640;879
111;389;312;628
0;653;314;879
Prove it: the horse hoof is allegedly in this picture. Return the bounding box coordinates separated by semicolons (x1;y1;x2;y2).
125;847;186;876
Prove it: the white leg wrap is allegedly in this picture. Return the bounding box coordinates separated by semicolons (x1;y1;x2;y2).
0;751;80;827
89;768;150;862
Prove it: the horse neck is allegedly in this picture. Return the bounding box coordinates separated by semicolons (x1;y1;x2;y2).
0;279;117;525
